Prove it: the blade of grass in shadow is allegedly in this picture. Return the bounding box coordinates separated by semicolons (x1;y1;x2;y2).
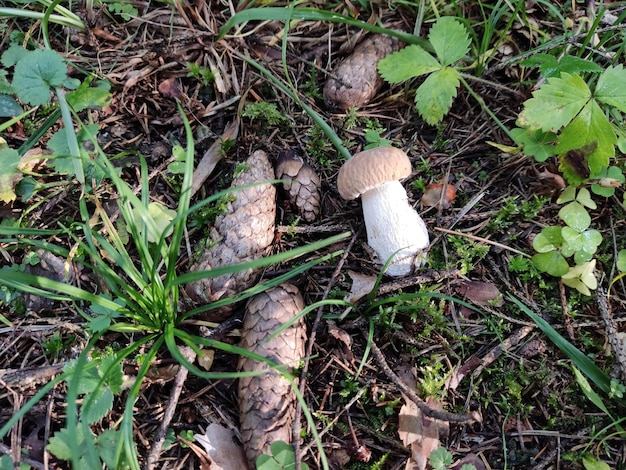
509;294;619;398
218;7;430;50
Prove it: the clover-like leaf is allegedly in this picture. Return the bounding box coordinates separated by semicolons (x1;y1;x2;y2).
558;201;591;232
518;73;591;133
377;44;440;83
561;227;602;258
575;187;597;209
591;165;624;197
595;65;626;113
617;250;626;272
415;66;460;125
561;260;597;295
556;185;577;204
531;251;569;277
13;49;67;106
532;226;563;253
429;17;470;67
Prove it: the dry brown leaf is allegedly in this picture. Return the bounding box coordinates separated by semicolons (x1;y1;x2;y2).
194;423;248;470
421;183;456;209
327;321;352;350
455;280;503;306
399;396;447;470
158;77;180;99
344;270;377;304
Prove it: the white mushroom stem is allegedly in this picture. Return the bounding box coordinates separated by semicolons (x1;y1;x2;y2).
360;180;429;277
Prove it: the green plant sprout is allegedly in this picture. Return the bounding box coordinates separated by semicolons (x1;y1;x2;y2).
377;17;470;126
531;186;602;295
256;441;309;470
429;448;476;470
187;62;215;87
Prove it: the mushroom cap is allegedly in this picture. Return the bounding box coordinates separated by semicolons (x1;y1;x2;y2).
337;147;412;200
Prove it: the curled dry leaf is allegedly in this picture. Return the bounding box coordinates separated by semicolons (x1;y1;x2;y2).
421;183;456;209
185;150;276;317
455;280;503;306
194;423;248;470
238;283;306;468
275;151;322;222
324;34;402;111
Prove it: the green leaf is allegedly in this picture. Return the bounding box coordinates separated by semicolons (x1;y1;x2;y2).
1;44;25;68
575;187;596;209
82;387;113;424
0;94;23;117
582;455;612;470
531;251;569;276
415;66;460;125
561;260;597;295
555;100;616;175
556;185;577;204
429;17;470;67
510;127;557;162
591;166;624;197
256;441;309;470
429;448;453;470
67;85;112;112
561;227;602;257
558;56;603;76
377;45;440;83
518;73;591;132
595;65;626;113
572;367;613;418
559;201;590;231
129;201;177;243
532;226;563;253
0;147;22;203
95;429;121;469
13;49;67;106
47;426;87;460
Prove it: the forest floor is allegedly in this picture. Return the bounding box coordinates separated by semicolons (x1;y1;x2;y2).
1;1;626;469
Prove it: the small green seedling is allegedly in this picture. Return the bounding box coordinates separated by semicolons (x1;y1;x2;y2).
378;17;470;125
429;448;476;470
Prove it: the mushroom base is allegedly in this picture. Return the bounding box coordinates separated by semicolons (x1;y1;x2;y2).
361;181;430;277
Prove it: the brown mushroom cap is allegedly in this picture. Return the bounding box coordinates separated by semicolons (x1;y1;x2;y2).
337;147;413;200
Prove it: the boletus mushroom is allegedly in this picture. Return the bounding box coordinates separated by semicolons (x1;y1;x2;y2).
337;147;429;277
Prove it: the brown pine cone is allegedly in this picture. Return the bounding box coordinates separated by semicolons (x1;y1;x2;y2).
237;283;306;467
275;152;322;223
323;34;403;111
185;150;276;310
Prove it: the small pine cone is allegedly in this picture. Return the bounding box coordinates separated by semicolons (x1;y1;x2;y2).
275;152;322;222
323;34;402;111
238;283;306;467
185;150;276;311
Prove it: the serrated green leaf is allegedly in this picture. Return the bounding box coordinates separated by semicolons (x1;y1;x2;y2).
67;86;112;112
0;147;22;203
47;425;87;460
13;49;67;106
521;53;559;77
1;44;26;68
415;66;460;125
559;201;591;231
0;94;23;117
595;65;626;113
95;429;121;469
555;100;615;175
377;45;440;83
518;73;591;132
100;354;124;393
510;127;557;162
82;387;113;424
532;226;563;253
532;251;569;276
429;448;453;470
429;17;470;66
558;56;603;76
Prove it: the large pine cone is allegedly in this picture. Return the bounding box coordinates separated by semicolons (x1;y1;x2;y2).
238;283;306;467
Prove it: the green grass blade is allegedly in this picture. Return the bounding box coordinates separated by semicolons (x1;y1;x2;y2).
509;294;617;396
218;7;430;49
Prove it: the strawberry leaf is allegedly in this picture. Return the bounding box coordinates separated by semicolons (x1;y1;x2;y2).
377;45;440;83
429;17;470;67
594;65;626;113
517;73;591;132
415;66;460;125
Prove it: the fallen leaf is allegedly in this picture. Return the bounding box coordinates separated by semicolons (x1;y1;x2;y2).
158;77;180;99
328;321;352;349
399;396;447;470
344;270;377;304
455;280;503;306
0;146;21;203
194;423;248;470
421;183;456;209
